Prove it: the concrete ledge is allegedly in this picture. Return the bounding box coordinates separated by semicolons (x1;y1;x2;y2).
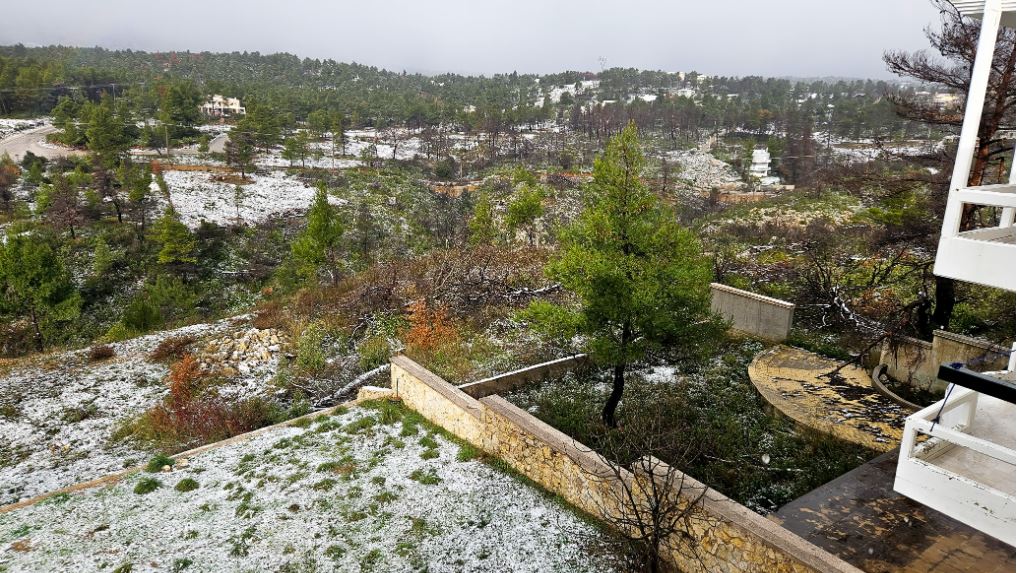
391;354;484;419
459;354;589;398
711;283;795;309
934;330;1010;355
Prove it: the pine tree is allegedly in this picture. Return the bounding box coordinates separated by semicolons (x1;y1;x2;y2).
0;233;81;352
0;152;19;211
92;236;115;276
468;192;497;246
154;206;198;267
506;184;543;245
523;124;725;426
85;95;130;169
225;130;256;179
291;182;344;284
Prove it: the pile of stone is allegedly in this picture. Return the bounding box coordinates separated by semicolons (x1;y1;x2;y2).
196;327;286;378
668;150;745;191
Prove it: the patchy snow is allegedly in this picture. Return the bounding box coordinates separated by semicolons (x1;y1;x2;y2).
159;169;346;228
0;317;288;506
666;149;744;191
0;405;628;572
0;118;46;141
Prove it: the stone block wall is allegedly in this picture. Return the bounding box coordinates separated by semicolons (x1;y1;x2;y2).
711;283;795;341
389;354;860;573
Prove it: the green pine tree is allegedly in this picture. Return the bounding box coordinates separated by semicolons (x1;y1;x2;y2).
154;206;198;266
506;184;543;245
0;233;81;352
522;123;725;426
468;192;497;247
291;182;344;284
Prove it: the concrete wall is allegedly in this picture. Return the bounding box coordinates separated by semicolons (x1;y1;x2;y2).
879;331;1011;392
711;283;795;341
458;354;589;398
390;355;860;573
880;337;935;388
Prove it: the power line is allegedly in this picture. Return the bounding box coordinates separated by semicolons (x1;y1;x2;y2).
0;81;149;94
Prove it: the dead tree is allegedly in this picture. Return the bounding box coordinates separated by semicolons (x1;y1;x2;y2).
574;403;717;573
883;0;1016;329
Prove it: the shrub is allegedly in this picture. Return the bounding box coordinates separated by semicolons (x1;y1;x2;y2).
145;453;175;473
88;344;115;362
175;478;200;493
252;300;285;330
358;335;391;370
134;477;161;495
122;297;162;333
103;322;135;343
121;355;284;452
403;300;458;354
150;336;196;362
295;323;327;373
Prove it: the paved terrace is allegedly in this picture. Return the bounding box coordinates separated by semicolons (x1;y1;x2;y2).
773;450;1015;573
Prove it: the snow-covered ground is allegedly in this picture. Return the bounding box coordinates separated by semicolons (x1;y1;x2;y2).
159;169;345;228
666;149;744;190
0;317;285;506
0;118;47;141
0;404;627;572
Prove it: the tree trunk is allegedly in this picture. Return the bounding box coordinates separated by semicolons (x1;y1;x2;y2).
602;363;626;427
29;306;43;352
932;275;955;331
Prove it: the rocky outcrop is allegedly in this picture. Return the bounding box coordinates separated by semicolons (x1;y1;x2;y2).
196;328;286;378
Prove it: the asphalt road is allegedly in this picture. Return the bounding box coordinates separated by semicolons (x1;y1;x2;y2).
0;125;83;162
0;125;229;162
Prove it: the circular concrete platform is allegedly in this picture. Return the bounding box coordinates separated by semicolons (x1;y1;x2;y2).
749;346;910;451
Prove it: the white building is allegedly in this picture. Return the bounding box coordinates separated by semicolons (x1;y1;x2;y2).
200;95;246;117
894;0;1015;547
749;148;781;186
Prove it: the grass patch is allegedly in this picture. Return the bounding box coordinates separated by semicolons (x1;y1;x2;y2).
174;478;200;493
133;477;161;495
456;443;480;462
409;469;441;485
145;453;175;473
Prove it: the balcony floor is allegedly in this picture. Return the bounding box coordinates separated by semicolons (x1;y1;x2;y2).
923;393;1015;496
773;449;1016;573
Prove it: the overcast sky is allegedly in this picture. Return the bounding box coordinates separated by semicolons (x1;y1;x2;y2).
0;0;943;79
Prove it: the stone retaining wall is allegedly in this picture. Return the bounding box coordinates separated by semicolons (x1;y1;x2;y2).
458;354;589;398
711;283;795;341
880;330;1011;391
390;354;860;573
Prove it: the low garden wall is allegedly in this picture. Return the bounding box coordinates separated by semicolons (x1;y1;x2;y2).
390;354;860;573
458;354;589;398
879;330;1011;391
711;283;795;342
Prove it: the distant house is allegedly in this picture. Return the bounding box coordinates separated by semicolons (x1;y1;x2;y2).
749;148;781;187
200;95;246;117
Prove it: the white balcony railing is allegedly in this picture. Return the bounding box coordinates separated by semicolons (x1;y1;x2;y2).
894;382;1016;545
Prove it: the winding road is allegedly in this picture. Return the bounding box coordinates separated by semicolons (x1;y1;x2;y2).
0;123;228;162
